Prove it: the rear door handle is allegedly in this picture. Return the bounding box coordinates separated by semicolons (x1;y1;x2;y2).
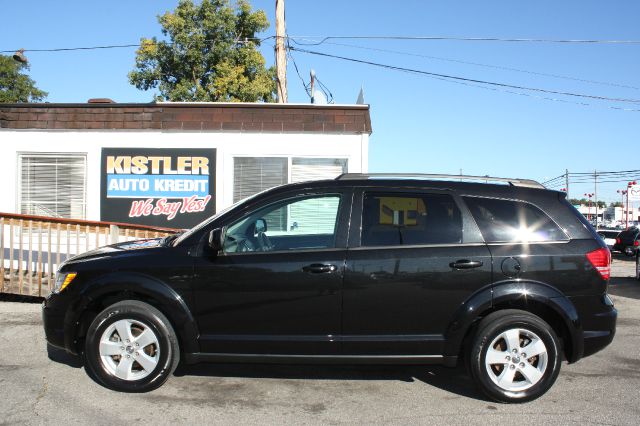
302;264;338;274
449;259;484;270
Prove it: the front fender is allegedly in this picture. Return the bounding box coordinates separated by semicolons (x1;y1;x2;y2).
63;272;199;355
444;280;583;362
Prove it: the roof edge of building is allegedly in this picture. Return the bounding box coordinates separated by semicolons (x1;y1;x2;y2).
0;102;369;110
0;101;372;134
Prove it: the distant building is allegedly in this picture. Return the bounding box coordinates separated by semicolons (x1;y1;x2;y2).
574;204;639;226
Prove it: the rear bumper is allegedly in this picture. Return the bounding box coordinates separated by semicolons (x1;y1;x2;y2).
570;294;617;360
582;303;617;358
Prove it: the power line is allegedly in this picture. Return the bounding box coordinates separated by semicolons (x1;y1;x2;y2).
544;169;640;185
0;43;141;53
302;39;640;91
0;37;274;54
289;46;640;105
286;38;312;98
284;35;640;45
5;33;640;54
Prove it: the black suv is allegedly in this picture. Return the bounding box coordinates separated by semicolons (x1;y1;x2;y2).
613;226;639;256
43;174;616;402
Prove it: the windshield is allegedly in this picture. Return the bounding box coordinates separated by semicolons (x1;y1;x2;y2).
171;192;263;246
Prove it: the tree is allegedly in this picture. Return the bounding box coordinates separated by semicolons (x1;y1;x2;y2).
568;198;587;205
0;55;47;103
610;201;623;208
129;0;276;102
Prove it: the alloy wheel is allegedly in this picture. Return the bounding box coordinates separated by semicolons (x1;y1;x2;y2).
484;328;548;392
98;319;161;381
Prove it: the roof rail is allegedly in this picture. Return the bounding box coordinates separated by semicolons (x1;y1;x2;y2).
335;173;545;189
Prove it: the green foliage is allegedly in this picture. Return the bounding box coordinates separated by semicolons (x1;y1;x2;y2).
568;198;606;208
568;198;587;205
0;55;47;103
610;202;623;208
129;0;276;102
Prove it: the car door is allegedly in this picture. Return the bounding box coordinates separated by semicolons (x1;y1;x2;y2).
192;188;352;355
342;187;492;355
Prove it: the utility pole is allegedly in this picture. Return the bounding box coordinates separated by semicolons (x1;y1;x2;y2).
594;170;598;228
565;169;569;198
275;0;288;103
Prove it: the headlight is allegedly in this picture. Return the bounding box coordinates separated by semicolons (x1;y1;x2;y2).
54;272;77;293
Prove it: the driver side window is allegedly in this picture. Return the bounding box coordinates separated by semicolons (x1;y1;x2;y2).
223;195;341;253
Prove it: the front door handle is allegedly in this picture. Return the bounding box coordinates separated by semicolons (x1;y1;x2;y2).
449;259;484;270
302;264;338;274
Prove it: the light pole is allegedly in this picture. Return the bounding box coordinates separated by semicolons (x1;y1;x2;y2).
626;181;637;228
618;189;628;227
584;193;594;222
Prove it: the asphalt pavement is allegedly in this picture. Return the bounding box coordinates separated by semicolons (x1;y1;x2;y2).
1;256;639;425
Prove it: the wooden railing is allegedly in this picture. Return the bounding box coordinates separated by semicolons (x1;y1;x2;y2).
0;213;179;297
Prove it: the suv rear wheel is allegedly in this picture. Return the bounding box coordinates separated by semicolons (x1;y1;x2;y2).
84;300;180;392
469;310;561;403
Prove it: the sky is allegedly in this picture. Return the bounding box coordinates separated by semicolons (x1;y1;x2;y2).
1;0;639;204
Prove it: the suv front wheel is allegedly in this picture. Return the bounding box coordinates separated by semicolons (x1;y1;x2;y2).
469;310;561;403
84;300;180;392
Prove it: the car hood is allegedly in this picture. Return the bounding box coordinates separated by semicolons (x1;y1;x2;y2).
65;238;166;264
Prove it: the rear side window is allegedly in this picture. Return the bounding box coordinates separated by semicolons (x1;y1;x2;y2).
361;193;462;246
464;197;568;243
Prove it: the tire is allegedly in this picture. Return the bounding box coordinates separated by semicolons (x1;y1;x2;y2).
635;252;640;281
84;300;180;392
469;310;561;403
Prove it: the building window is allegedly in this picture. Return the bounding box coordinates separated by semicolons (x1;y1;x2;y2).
291;158;348;183
18;154;87;219
233;157;288;203
233;156;348;202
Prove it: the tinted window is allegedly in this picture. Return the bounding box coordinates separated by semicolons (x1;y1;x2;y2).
361;193;462;246
224;195;341;253
464;197;568;243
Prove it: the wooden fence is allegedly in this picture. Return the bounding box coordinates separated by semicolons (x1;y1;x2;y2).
0;213;179;297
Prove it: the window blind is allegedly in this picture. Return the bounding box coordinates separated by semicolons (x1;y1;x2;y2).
291;158;348;183
233;157;288;203
19;154;87;219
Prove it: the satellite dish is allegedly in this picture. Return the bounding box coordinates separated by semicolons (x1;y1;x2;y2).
312;89;327;105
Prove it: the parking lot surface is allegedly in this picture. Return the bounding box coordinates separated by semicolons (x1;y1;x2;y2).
1;256;639;425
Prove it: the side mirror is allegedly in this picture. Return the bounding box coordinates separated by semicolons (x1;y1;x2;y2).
208;228;224;252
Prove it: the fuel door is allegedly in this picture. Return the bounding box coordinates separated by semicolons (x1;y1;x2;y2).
501;257;522;278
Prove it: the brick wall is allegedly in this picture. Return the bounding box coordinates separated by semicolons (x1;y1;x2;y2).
0;103;372;134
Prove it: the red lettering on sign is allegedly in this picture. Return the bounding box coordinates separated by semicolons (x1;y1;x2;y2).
129;199;154;217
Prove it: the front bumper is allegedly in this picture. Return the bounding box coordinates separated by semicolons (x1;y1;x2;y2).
42;291;79;355
42;299;66;350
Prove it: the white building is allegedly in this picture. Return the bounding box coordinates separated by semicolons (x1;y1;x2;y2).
603;206;640;224
574;204;640;226
0;101;371;228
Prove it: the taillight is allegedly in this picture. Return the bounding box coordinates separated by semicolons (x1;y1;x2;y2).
586;247;611;280
635;240;639;247
616;238;621;244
